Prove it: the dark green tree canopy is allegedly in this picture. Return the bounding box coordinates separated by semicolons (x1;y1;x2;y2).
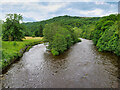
43;22;80;55
2;14;24;41
34;25;43;37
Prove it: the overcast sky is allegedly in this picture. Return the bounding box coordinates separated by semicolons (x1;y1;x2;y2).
0;0;119;22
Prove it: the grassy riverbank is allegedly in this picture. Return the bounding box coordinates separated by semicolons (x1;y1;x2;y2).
1;37;43;71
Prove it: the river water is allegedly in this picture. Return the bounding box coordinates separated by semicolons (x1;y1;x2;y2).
1;39;119;88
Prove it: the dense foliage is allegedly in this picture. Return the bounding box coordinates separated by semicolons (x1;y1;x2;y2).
2;14;24;41
43;22;80;55
34;25;43;37
69;14;119;56
92;14;120;56
0;20;2;37
77;14;120;56
23;15;100;37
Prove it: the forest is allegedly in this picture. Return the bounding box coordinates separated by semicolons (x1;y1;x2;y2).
22;15;100;37
91;14;120;56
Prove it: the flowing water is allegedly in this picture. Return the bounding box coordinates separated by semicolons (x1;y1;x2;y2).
1;39;119;88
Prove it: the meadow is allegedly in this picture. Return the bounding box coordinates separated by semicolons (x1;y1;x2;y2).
1;37;42;70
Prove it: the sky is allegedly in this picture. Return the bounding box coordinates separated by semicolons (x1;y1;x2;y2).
0;0;119;22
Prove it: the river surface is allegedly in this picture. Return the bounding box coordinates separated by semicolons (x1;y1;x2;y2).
1;39;120;88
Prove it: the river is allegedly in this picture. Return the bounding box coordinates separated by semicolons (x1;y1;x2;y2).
1;39;119;88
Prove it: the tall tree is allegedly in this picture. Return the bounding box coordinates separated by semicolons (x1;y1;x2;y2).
2;14;24;41
34;25;43;37
0;20;2;37
39;25;43;37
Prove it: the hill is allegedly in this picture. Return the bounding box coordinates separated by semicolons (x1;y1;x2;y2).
22;15;100;36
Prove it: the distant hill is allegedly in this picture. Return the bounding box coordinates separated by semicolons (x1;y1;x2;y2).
22;15;100;36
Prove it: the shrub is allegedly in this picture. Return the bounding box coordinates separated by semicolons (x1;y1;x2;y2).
51;49;59;56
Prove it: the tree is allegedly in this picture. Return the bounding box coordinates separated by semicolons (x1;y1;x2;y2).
51;33;67;55
43;22;80;56
39;25;43;37
0;20;2;37
34;25;43;37
2;14;24;41
92;14;120;56
22;15;100;36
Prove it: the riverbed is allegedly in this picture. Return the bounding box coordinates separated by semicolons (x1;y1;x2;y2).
1;39;119;88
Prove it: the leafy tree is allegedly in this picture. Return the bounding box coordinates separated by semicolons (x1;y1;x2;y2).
92;14;120;56
2;14;24;41
96;21;120;55
51;33;67;55
43;22;80;55
34;25;43;37
39;25;43;37
73;27;82;37
0;20;2;37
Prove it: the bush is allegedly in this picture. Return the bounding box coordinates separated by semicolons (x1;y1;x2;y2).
51;49;59;56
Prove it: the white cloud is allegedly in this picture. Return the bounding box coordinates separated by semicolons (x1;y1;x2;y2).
0;2;69;21
0;1;118;22
0;0;39;3
21;2;67;13
0;0;119;2
67;7;117;17
67;8;104;17
95;2;107;5
102;12;118;17
21;2;68;21
80;9;103;16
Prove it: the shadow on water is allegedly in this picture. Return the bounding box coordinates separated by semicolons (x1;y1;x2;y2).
118;56;120;88
91;43;120;88
94;45;119;75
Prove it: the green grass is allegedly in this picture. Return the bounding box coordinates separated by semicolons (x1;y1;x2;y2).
1;38;42;70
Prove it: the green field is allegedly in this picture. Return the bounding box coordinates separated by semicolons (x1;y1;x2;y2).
1;37;42;70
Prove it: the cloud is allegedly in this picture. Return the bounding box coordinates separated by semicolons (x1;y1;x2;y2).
0;2;118;22
0;0;119;2
67;8;104;17
80;9;104;16
20;2;67;12
95;2;107;5
66;2;117;17
23;16;36;22
1;2;69;21
22;2;68;21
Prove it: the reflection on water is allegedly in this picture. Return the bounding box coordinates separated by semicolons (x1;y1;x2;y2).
1;39;119;88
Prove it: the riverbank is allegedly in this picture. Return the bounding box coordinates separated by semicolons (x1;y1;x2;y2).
1;37;43;73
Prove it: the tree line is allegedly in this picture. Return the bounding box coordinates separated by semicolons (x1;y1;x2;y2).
1;13;120;56
22;15;100;37
76;14;120;56
91;14;120;56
